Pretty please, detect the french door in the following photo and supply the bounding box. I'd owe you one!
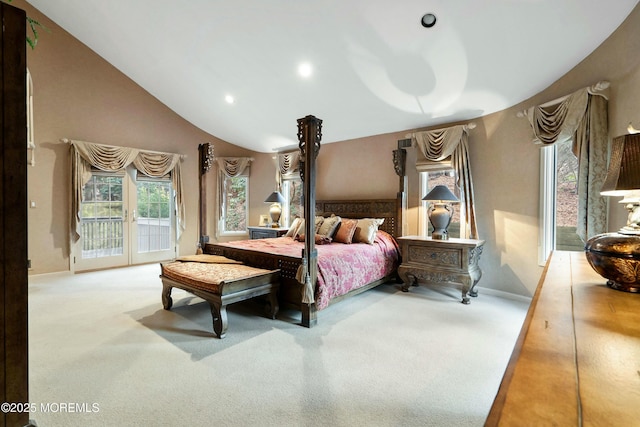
[73,169,176,272]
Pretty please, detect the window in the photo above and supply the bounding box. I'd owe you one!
[221,175,248,234]
[539,139,583,265]
[419,167,461,238]
[136,177,172,253]
[80,174,124,258]
[281,178,303,226]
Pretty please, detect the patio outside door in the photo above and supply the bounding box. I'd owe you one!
[74,170,175,272]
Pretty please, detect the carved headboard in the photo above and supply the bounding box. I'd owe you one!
[315,199,399,239]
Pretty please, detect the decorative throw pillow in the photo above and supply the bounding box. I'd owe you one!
[285,217,302,238]
[295,233,332,245]
[333,218,358,244]
[317,215,341,238]
[353,218,385,244]
[315,234,332,245]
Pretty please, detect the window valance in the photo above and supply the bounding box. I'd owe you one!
[215,157,253,177]
[67,139,185,243]
[408,123,478,239]
[523,81,609,241]
[276,151,300,189]
[524,81,609,147]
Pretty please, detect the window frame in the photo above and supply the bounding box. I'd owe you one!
[539,144,557,266]
[281,176,302,227]
[418,159,463,239]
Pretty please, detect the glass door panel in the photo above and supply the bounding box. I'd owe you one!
[74,174,129,271]
[131,178,175,264]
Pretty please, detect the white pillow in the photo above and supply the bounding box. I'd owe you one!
[285,217,302,238]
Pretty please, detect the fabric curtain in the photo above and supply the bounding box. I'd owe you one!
[276,151,300,190]
[69,139,185,243]
[215,157,252,178]
[215,157,252,235]
[410,124,478,239]
[525,83,609,241]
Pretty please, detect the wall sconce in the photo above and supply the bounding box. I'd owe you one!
[422,185,459,240]
[585,133,640,292]
[264,191,285,228]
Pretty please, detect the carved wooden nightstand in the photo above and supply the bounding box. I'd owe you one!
[397,236,485,304]
[247,226,288,240]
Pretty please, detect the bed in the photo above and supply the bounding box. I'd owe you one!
[204,198,402,327]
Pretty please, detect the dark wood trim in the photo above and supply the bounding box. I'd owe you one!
[198,143,213,248]
[1,4,29,427]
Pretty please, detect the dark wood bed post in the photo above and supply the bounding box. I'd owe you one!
[198,143,214,252]
[393,138,411,238]
[297,115,322,328]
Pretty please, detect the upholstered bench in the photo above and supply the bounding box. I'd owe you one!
[160,255,280,338]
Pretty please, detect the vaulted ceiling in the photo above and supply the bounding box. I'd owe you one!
[28,0,640,152]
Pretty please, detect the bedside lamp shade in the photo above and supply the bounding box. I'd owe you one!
[585,133,640,293]
[423,185,459,240]
[264,191,285,228]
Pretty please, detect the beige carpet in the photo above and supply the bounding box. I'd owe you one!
[28,263,529,427]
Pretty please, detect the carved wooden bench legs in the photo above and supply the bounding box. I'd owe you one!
[160,274,279,339]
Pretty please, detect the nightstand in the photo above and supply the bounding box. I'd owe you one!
[397,235,485,304]
[247,226,289,240]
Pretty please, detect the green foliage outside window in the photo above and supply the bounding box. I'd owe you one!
[81,175,123,219]
[224,176,247,232]
[137,180,171,219]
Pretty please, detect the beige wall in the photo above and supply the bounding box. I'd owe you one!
[22,0,640,298]
[20,0,254,273]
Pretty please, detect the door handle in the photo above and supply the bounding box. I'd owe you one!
[132,209,137,222]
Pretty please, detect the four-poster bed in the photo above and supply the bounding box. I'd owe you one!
[204,198,401,327]
[162,115,403,333]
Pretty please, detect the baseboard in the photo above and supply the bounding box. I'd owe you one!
[28,270,73,280]
[476,286,532,303]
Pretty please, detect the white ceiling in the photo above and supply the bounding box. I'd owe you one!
[28,0,639,153]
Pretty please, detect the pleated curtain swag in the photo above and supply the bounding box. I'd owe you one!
[524,81,609,241]
[68,139,185,243]
[276,151,300,191]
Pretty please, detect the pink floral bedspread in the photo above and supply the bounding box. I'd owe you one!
[218,231,400,310]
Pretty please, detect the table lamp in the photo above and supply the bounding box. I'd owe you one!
[423,185,459,240]
[264,191,285,228]
[585,133,640,292]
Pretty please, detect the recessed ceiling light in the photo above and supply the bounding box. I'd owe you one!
[298,62,313,78]
[421,13,436,28]
[225,94,235,104]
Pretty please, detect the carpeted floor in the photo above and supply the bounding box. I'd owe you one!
[27,263,529,427]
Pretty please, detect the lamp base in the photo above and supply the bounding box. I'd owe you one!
[269,203,282,228]
[428,203,453,241]
[585,232,640,293]
[431,231,449,240]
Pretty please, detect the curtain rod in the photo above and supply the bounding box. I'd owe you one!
[61,138,187,159]
[516,80,609,118]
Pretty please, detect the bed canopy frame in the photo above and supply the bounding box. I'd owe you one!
[202,115,405,327]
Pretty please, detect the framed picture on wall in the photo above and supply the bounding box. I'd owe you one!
[259,215,269,227]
